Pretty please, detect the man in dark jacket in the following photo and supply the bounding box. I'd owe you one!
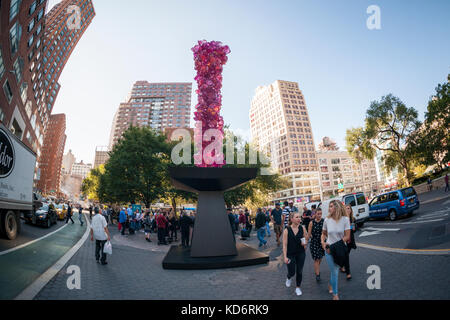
[255,208,268,247]
[65,203,74,224]
[179,211,193,247]
[227,208,236,240]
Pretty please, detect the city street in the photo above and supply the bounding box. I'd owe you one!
[1,193,448,300]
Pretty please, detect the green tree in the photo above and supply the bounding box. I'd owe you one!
[346,94,421,186]
[81,165,105,201]
[99,126,171,208]
[409,74,450,171]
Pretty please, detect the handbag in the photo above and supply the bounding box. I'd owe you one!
[103,241,112,255]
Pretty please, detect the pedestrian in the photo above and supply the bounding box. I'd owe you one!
[135,209,142,232]
[255,208,268,248]
[143,212,152,242]
[271,203,283,247]
[342,204,356,280]
[245,208,251,225]
[321,200,351,300]
[283,212,307,296]
[282,201,291,230]
[156,211,168,245]
[89,205,93,220]
[129,208,136,235]
[264,208,271,237]
[288,201,298,213]
[90,206,111,265]
[302,205,312,230]
[238,210,247,231]
[180,210,193,247]
[65,203,74,224]
[78,205,84,226]
[307,207,325,282]
[168,211,178,241]
[227,208,236,236]
[119,207,127,235]
[427,177,433,191]
[311,204,317,220]
[445,174,449,192]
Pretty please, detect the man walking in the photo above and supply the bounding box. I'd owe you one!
[78,205,84,226]
[264,208,271,237]
[65,203,74,224]
[445,174,449,192]
[271,203,283,247]
[90,207,111,265]
[156,211,168,245]
[119,208,127,235]
[255,208,268,248]
[89,205,93,220]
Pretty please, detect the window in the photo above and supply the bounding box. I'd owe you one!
[388,192,399,201]
[0,49,5,78]
[28,19,35,32]
[401,188,416,198]
[29,1,37,15]
[379,194,388,203]
[10,0,21,22]
[9,21,22,55]
[3,80,14,103]
[37,8,44,21]
[356,194,367,205]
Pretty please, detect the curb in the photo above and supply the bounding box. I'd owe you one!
[14,214,90,300]
[420,193,450,205]
[356,242,450,255]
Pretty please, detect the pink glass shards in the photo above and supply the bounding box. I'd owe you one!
[192,40,230,168]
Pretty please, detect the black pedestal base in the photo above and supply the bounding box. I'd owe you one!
[162,243,270,270]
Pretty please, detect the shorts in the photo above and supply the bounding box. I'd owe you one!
[274,224,282,235]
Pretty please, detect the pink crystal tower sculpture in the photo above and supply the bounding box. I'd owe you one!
[192,40,230,167]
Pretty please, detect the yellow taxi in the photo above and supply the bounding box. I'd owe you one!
[56,204,68,220]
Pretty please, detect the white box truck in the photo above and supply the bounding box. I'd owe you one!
[0,124,36,240]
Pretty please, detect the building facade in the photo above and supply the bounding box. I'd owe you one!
[36,113,66,195]
[61,148,75,174]
[71,160,91,179]
[250,80,321,203]
[1,0,49,156]
[93,145,109,168]
[109,81,192,149]
[317,150,379,199]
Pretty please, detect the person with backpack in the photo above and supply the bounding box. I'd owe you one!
[255,208,268,248]
[283,211,307,296]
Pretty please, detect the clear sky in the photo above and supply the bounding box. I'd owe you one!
[47,0,450,164]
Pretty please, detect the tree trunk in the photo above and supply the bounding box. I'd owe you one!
[402,160,411,187]
[171,197,177,217]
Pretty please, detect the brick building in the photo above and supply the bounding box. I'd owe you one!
[37,113,66,195]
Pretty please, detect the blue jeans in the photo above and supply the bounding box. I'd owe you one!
[265,221,271,236]
[78,212,83,225]
[257,228,267,246]
[325,252,339,295]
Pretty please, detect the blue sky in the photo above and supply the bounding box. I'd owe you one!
[47,0,450,164]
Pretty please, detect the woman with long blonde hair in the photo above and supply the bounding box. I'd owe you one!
[321,200,351,300]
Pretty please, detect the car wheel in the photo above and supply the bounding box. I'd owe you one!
[389,209,397,221]
[3,211,18,240]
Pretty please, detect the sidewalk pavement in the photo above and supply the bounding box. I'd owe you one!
[33,224,450,300]
[417,188,450,204]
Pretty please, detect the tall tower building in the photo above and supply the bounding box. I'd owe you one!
[109,81,192,149]
[93,146,109,168]
[61,149,76,174]
[250,80,320,203]
[37,113,66,195]
[41,0,95,113]
[1,0,49,156]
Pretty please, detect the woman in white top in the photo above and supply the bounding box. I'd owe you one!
[320,200,351,300]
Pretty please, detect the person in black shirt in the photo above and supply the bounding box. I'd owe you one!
[65,203,74,224]
[302,206,312,230]
[179,210,193,247]
[271,203,283,246]
[283,212,307,296]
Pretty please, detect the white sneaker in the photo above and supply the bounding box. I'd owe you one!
[295,288,302,296]
[285,278,292,287]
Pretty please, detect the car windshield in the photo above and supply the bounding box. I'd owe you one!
[401,188,416,198]
[39,205,49,211]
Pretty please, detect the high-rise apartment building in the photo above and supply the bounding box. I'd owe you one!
[41,0,95,113]
[109,81,192,149]
[250,80,321,203]
[93,146,109,168]
[37,113,66,195]
[1,0,49,156]
[61,148,75,174]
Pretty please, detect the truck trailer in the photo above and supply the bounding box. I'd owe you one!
[0,124,36,240]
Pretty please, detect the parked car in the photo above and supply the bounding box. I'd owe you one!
[56,204,68,220]
[318,192,370,228]
[369,187,420,221]
[29,204,58,228]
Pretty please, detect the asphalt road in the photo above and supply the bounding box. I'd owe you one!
[357,197,450,250]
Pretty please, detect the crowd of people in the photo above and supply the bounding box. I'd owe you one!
[226,200,357,300]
